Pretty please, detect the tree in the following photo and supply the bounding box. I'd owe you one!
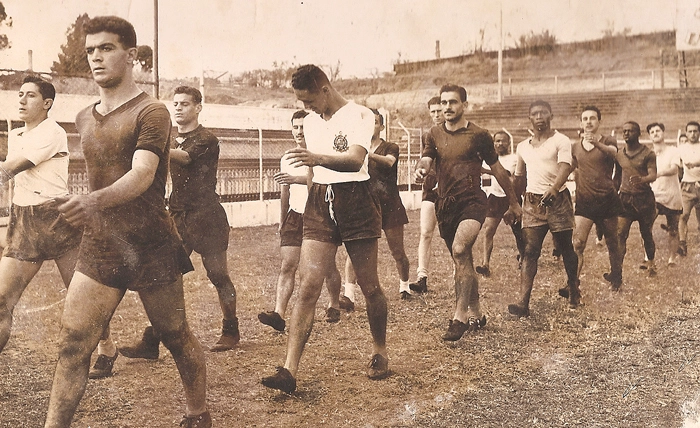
[0,2,12,51]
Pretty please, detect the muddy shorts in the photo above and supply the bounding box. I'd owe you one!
[435,191,487,251]
[378,193,409,231]
[3,202,83,262]
[522,189,575,232]
[681,181,700,213]
[486,194,510,219]
[280,209,303,247]
[657,203,681,233]
[421,172,438,203]
[619,190,657,225]
[574,191,622,222]
[303,181,382,246]
[172,203,230,255]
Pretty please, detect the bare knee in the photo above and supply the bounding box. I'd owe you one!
[56,325,93,362]
[158,321,190,351]
[572,238,586,254]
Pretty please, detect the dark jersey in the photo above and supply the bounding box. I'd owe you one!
[169,125,221,211]
[617,144,656,195]
[368,139,400,202]
[572,135,618,201]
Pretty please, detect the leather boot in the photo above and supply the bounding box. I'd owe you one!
[119,326,160,360]
[210,318,240,352]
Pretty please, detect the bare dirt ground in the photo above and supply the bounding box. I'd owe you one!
[2,209,700,427]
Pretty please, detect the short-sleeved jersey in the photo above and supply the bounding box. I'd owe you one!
[280,153,309,214]
[169,125,220,211]
[572,135,618,201]
[303,101,374,184]
[422,122,497,199]
[651,145,682,210]
[486,153,517,198]
[368,139,401,201]
[678,142,700,183]
[75,92,176,247]
[515,131,572,194]
[8,118,70,206]
[616,144,656,194]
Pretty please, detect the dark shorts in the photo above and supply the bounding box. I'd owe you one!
[619,190,657,224]
[303,181,382,246]
[378,194,409,230]
[3,202,83,262]
[574,191,623,222]
[486,194,509,219]
[172,203,230,255]
[421,172,438,203]
[76,231,194,291]
[522,189,575,232]
[435,191,487,251]
[657,203,682,233]
[280,209,303,247]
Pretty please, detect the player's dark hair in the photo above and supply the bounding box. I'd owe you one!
[493,130,511,142]
[291,110,309,122]
[625,121,641,134]
[439,84,467,102]
[427,96,441,108]
[680,133,688,140]
[370,108,384,126]
[529,100,552,114]
[84,16,137,48]
[174,86,202,104]
[646,122,665,133]
[291,64,330,93]
[22,75,56,101]
[687,121,700,131]
[582,105,601,120]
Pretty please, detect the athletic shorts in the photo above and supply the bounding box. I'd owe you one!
[303,181,382,246]
[421,172,438,203]
[657,203,681,233]
[522,189,575,232]
[435,191,487,251]
[172,203,230,255]
[280,209,303,247]
[486,194,509,219]
[619,190,657,224]
[378,193,409,230]
[3,202,83,262]
[681,182,700,210]
[76,231,194,291]
[574,191,622,222]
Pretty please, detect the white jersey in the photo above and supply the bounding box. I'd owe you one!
[515,131,572,195]
[303,101,374,184]
[8,118,70,206]
[652,145,682,210]
[486,153,518,198]
[280,154,309,214]
[679,142,700,183]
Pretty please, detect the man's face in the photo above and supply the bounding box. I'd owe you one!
[581,110,600,134]
[686,125,700,143]
[528,105,552,132]
[172,93,201,127]
[85,31,136,88]
[648,125,664,144]
[622,123,640,143]
[429,103,444,125]
[493,133,510,156]
[291,117,305,148]
[440,91,465,123]
[372,113,384,139]
[294,88,328,116]
[18,82,51,124]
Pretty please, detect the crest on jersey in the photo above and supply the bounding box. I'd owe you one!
[333,132,349,152]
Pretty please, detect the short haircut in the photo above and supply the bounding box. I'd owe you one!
[646,122,665,133]
[687,121,700,131]
[582,105,601,120]
[625,121,641,134]
[370,108,384,126]
[22,75,56,101]
[84,16,137,49]
[291,64,330,93]
[529,100,552,114]
[680,133,688,140]
[493,130,511,142]
[439,84,467,102]
[173,86,202,104]
[291,110,309,122]
[427,96,441,108]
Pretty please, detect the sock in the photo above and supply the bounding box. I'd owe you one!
[97,339,117,357]
[399,280,410,293]
[344,283,357,302]
[416,267,428,279]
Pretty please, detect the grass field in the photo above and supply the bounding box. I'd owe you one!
[2,209,700,427]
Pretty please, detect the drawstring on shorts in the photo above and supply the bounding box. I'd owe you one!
[325,185,337,224]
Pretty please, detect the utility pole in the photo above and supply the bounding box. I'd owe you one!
[153,0,160,99]
[497,2,503,103]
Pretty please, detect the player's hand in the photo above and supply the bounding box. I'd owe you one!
[540,188,558,207]
[414,167,427,183]
[285,147,319,168]
[503,204,523,226]
[273,172,294,185]
[56,194,98,227]
[628,175,643,186]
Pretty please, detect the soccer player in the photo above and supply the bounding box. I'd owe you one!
[616,121,658,277]
[476,130,525,277]
[46,16,209,428]
[119,85,240,357]
[258,110,343,330]
[408,96,443,295]
[649,122,682,265]
[678,121,700,256]
[344,108,410,299]
[570,106,623,291]
[261,64,389,394]
[414,84,521,341]
[507,100,580,318]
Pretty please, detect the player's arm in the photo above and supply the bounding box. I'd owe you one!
[631,154,657,185]
[414,156,434,182]
[542,162,572,203]
[273,172,307,185]
[369,152,396,169]
[285,145,367,172]
[279,184,290,231]
[169,148,191,165]
[592,137,618,158]
[0,157,35,185]
[57,149,159,226]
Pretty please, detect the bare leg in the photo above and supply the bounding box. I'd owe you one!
[552,229,578,284]
[480,216,500,269]
[416,201,437,279]
[325,259,342,310]
[617,216,634,266]
[0,257,42,352]
[572,216,594,278]
[201,250,237,320]
[450,220,482,321]
[384,225,409,282]
[600,216,622,279]
[274,246,301,317]
[514,225,548,309]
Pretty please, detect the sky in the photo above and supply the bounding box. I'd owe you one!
[0,0,679,80]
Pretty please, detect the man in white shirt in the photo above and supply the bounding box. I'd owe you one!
[678,121,700,256]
